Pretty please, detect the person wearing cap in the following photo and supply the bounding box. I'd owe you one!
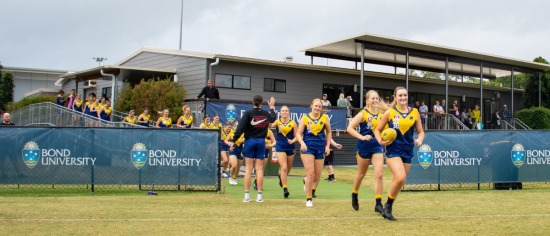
[321,94,331,107]
[501,104,511,129]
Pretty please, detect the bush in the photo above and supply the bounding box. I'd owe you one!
[5,95,57,112]
[115,78,187,122]
[515,107,550,129]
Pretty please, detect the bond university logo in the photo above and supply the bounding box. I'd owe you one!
[131,143,147,169]
[418,144,433,169]
[22,141,40,169]
[511,144,526,168]
[226,104,236,123]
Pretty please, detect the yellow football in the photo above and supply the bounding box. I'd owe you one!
[381,128,397,142]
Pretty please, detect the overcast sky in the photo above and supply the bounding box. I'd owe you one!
[1,0,549,71]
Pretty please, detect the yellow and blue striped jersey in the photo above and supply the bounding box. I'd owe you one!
[179,115,193,128]
[158,117,172,128]
[301,113,328,149]
[275,119,296,142]
[200,122,217,129]
[124,116,137,124]
[387,106,419,149]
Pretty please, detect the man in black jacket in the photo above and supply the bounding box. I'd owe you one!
[195,80,220,100]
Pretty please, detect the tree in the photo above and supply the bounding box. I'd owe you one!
[0,70,15,110]
[115,78,187,122]
[522,57,550,108]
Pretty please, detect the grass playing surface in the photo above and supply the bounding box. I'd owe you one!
[1,167,549,235]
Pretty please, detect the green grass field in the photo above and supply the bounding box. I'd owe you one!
[1,167,549,235]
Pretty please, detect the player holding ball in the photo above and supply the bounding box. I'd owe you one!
[374,86,424,221]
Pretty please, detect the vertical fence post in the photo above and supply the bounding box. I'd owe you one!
[138,169,142,191]
[90,164,95,192]
[437,165,441,191]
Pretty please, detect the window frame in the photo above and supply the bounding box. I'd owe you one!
[214,73,251,90]
[264,78,286,93]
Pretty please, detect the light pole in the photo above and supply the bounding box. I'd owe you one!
[93,57,108,67]
[179,0,183,50]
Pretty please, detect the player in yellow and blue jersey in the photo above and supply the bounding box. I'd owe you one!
[199,115,217,129]
[212,114,223,130]
[155,109,172,128]
[347,90,392,214]
[123,110,137,125]
[137,108,151,127]
[271,105,298,198]
[297,98,332,207]
[374,86,424,221]
[225,128,244,185]
[98,99,112,123]
[220,122,233,178]
[176,105,193,128]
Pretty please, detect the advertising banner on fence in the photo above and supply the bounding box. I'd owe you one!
[0,127,219,187]
[407,131,550,184]
[205,101,348,130]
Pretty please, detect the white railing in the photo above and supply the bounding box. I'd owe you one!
[510,118,532,130]
[10,102,144,128]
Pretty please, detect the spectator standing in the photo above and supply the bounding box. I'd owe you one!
[321,94,332,107]
[433,100,444,129]
[419,101,428,130]
[337,93,346,108]
[345,96,353,118]
[195,80,220,100]
[471,105,481,129]
[501,104,511,128]
[490,109,501,129]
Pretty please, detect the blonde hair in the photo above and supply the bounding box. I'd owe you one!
[311,98,322,107]
[182,105,190,113]
[365,90,390,112]
[339,93,345,99]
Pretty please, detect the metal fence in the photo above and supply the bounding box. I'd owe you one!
[10,102,145,128]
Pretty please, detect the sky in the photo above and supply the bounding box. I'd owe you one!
[1,0,549,72]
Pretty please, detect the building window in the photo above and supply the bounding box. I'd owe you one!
[102,87,112,99]
[214,74,251,90]
[264,78,286,93]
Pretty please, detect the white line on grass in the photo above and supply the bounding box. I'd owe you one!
[2,214,550,222]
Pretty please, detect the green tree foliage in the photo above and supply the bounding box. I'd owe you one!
[115,78,187,122]
[5,95,56,112]
[522,57,549,108]
[0,71,15,110]
[516,107,550,129]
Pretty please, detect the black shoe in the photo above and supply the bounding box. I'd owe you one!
[374,204,384,214]
[382,203,396,221]
[351,193,359,211]
[312,189,317,198]
[278,174,282,188]
[283,189,289,199]
[253,179,258,190]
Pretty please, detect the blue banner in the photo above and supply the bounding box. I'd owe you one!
[407,131,550,184]
[205,101,348,130]
[0,127,219,187]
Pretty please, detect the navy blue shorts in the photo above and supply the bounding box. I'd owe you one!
[242,138,266,159]
[357,146,384,160]
[386,147,414,164]
[276,149,296,156]
[221,142,230,152]
[301,146,325,160]
[229,146,243,160]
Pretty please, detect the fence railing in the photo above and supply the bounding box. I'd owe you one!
[10,102,144,128]
[510,118,532,130]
